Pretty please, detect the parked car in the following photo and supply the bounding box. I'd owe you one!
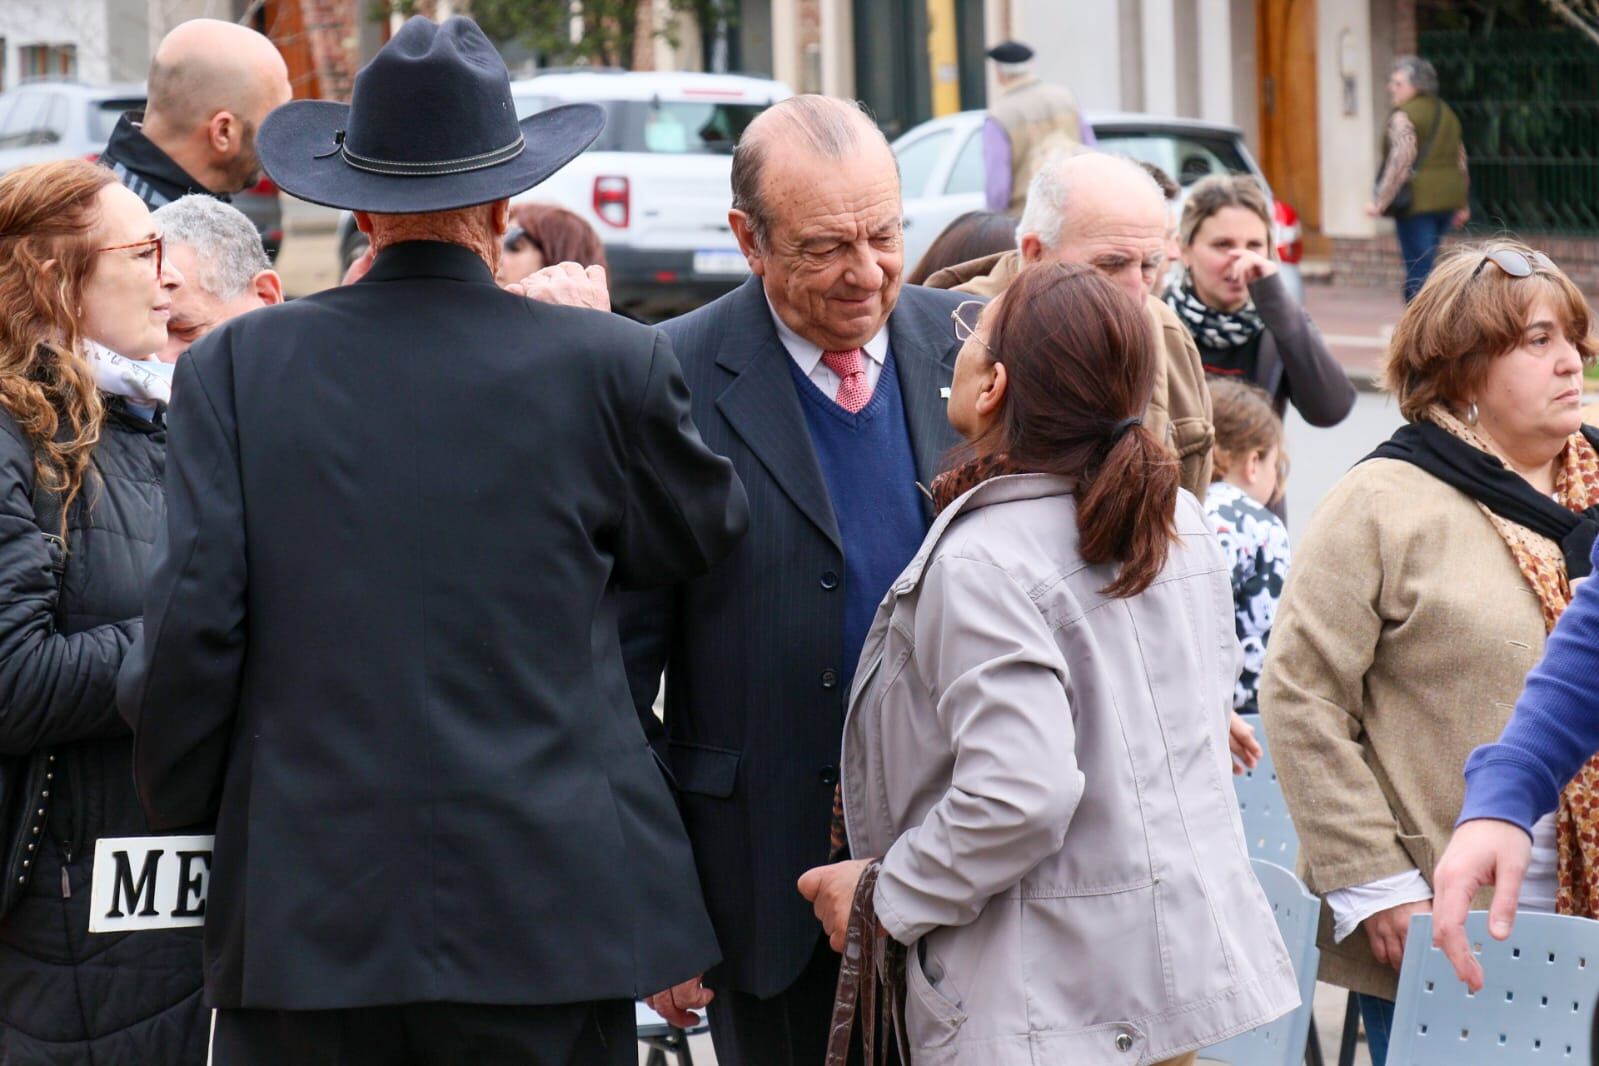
[0,80,283,260]
[894,110,1301,299]
[337,70,791,317]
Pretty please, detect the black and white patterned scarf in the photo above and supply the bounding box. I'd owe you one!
[1164,275,1265,351]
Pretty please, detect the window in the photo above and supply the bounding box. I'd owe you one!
[894,129,951,199]
[1093,131,1251,186]
[944,129,986,196]
[0,90,51,148]
[613,100,768,155]
[90,97,144,143]
[19,44,76,82]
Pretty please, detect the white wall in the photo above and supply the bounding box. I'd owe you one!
[1011,0,1126,113]
[1316,0,1380,239]
[0,0,112,90]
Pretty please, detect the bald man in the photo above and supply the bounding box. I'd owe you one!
[926,150,1216,494]
[102,19,292,208]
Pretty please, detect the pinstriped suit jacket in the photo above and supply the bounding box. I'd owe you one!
[621,275,967,998]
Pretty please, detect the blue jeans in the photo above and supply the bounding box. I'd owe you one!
[1357,993,1396,1065]
[1394,209,1455,302]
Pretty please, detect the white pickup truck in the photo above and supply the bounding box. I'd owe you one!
[337,69,791,318]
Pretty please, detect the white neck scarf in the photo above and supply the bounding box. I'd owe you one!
[83,340,173,406]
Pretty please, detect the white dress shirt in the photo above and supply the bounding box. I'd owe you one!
[765,294,889,397]
[1326,810,1560,942]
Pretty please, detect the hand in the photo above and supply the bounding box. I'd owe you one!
[1362,897,1433,973]
[504,261,610,313]
[645,974,715,1029]
[1365,202,1382,219]
[1228,712,1262,775]
[341,245,375,286]
[1225,248,1278,286]
[1432,818,1531,992]
[1452,207,1471,230]
[797,858,872,953]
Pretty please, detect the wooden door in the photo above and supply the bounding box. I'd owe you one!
[1256,0,1324,252]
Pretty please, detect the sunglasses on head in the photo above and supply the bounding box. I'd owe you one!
[1471,248,1557,281]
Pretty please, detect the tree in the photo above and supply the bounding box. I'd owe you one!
[460,0,735,69]
[1541,0,1599,46]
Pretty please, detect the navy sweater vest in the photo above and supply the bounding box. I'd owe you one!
[789,349,928,694]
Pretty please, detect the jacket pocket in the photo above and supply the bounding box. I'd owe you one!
[1020,881,1165,1032]
[667,742,740,799]
[1397,832,1437,885]
[905,938,965,1048]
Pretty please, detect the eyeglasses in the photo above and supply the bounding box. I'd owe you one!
[96,233,164,278]
[1471,248,1556,282]
[951,300,992,355]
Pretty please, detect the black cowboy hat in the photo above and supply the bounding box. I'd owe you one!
[257,16,604,213]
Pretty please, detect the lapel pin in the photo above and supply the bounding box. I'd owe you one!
[939,386,951,399]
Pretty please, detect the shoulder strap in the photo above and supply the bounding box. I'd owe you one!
[29,472,68,617]
[1413,97,1446,171]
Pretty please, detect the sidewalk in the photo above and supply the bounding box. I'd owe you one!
[1301,281,1402,390]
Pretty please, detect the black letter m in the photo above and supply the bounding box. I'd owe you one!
[107,850,163,918]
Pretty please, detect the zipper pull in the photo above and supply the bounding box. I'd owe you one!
[60,845,71,898]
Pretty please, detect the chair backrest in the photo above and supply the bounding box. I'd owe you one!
[1231,714,1299,868]
[1389,912,1599,1063]
[1202,859,1322,1066]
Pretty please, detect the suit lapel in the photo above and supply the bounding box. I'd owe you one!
[888,287,960,487]
[714,279,842,550]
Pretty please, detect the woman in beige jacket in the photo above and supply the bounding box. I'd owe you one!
[1259,241,1597,1065]
[798,263,1298,1065]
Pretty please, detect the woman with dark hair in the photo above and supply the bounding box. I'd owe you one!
[906,210,1017,287]
[798,263,1298,1065]
[0,159,205,1062]
[496,201,609,284]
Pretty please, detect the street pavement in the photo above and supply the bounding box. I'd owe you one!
[272,219,1394,1065]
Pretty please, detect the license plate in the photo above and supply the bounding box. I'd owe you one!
[692,250,748,276]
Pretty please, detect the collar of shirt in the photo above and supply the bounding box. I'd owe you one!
[764,291,889,375]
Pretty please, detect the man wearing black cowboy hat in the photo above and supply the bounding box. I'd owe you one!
[121,16,747,1064]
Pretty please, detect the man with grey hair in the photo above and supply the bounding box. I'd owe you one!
[151,194,283,363]
[1369,54,1470,301]
[926,150,1215,494]
[623,92,966,1065]
[982,40,1094,216]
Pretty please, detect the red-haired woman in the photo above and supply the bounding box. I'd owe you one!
[0,159,204,1062]
[495,201,608,284]
[799,263,1298,1064]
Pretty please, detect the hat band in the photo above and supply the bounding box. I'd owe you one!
[339,133,526,177]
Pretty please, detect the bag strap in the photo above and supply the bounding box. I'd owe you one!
[826,862,908,1066]
[1411,96,1445,174]
[30,471,68,620]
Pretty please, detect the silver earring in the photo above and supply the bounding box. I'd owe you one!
[1466,402,1479,426]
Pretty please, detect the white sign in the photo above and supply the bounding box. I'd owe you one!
[88,835,215,933]
[692,249,749,276]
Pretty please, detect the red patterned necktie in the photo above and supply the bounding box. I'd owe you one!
[820,348,872,414]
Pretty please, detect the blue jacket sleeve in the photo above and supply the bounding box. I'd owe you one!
[1458,540,1599,832]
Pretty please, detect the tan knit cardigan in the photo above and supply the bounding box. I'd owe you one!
[1259,457,1548,999]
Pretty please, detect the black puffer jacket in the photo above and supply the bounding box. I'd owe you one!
[0,401,206,1065]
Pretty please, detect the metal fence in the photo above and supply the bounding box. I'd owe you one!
[1420,29,1599,235]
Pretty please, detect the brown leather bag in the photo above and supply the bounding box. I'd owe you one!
[825,862,908,1065]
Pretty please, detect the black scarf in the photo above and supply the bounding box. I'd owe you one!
[1366,420,1599,578]
[1164,275,1265,351]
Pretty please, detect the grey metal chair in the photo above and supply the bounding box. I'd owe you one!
[1202,859,1322,1066]
[1388,911,1599,1063]
[636,1000,707,1066]
[1233,714,1299,869]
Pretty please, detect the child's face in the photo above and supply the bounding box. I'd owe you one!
[1227,443,1281,507]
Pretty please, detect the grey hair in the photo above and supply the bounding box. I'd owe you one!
[152,194,270,300]
[995,60,1034,78]
[1017,150,1163,250]
[1391,55,1439,95]
[730,94,890,250]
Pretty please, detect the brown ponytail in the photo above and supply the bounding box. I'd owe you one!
[983,263,1180,597]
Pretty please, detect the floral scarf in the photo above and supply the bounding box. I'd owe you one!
[1428,405,1599,916]
[1163,274,1265,351]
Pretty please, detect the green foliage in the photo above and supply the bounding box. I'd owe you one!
[465,0,738,69]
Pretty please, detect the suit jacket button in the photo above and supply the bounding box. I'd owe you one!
[1115,1033,1134,1052]
[820,571,839,590]
[819,765,839,786]
[820,668,838,689]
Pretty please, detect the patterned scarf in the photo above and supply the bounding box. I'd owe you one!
[827,452,1022,859]
[1428,405,1599,917]
[1164,274,1265,351]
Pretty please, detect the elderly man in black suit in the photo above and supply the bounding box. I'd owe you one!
[625,95,967,1064]
[120,17,746,1066]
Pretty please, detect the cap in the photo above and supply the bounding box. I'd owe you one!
[985,41,1034,64]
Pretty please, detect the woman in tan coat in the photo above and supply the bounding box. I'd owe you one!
[1260,241,1597,1065]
